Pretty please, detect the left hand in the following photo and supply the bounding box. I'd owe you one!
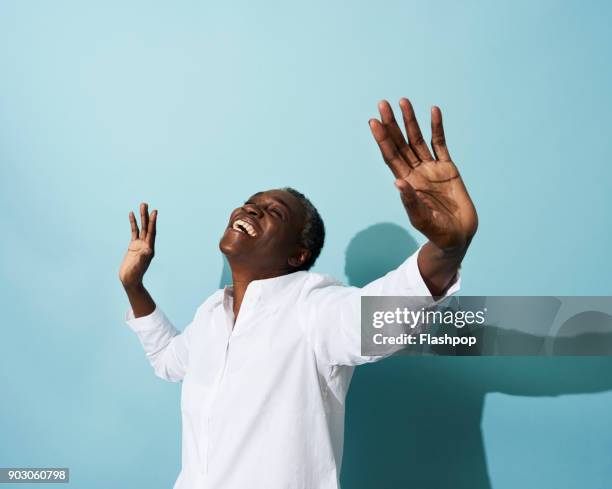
[369,98,478,251]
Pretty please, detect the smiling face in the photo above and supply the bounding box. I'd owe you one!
[219,189,310,276]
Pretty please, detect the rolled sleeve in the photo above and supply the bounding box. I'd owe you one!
[398,244,461,301]
[125,306,172,333]
[124,306,188,382]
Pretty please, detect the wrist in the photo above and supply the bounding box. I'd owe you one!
[427,238,470,259]
[122,281,146,293]
[441,242,469,258]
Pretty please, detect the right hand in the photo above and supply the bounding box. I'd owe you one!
[119,203,157,289]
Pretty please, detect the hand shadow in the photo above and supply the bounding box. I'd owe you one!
[340,222,612,489]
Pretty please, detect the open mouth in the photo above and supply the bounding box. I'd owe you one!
[232,218,258,238]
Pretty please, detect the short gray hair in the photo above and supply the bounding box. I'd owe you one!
[281,187,325,271]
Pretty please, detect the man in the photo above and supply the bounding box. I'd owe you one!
[119,98,478,489]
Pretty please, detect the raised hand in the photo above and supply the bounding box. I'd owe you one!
[369,99,478,252]
[119,203,158,289]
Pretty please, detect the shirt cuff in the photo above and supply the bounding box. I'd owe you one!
[403,245,461,301]
[125,306,169,333]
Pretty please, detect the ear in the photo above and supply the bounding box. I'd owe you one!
[288,248,311,269]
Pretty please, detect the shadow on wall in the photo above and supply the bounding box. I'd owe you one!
[219,256,232,289]
[340,222,612,489]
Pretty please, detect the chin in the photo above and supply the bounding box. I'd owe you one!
[219,234,235,257]
[219,230,250,258]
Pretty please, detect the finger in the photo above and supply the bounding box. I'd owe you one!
[369,119,412,178]
[129,211,139,241]
[399,98,434,161]
[395,178,431,229]
[146,209,157,248]
[378,100,419,167]
[431,106,451,161]
[139,203,148,240]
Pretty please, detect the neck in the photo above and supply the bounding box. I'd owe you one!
[229,265,292,319]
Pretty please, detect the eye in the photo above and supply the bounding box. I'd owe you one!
[270,208,282,218]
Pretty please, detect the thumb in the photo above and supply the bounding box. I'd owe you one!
[395,178,418,208]
[395,178,430,225]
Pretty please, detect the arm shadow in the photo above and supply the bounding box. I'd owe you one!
[340,222,612,489]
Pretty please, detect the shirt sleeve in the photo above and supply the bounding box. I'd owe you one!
[125,306,195,382]
[299,245,461,367]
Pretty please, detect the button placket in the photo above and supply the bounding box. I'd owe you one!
[200,306,233,476]
[203,286,262,475]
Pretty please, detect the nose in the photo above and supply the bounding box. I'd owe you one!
[243,203,263,218]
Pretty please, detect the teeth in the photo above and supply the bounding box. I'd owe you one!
[232,219,257,237]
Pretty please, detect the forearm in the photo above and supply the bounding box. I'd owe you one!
[417,241,467,297]
[123,283,156,318]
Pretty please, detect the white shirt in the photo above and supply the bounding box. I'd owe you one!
[126,247,460,489]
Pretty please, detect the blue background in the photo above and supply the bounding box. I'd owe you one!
[1,1,611,488]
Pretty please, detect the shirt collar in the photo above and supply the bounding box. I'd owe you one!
[222,270,308,307]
